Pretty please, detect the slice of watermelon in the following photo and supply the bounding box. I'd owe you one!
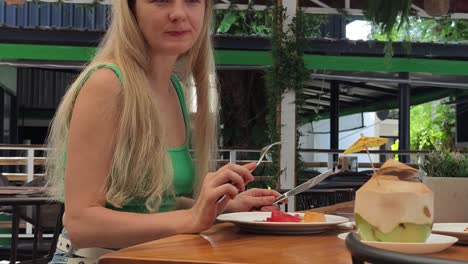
[265,209,301,222]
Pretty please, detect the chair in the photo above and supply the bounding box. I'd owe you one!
[0,176,64,264]
[0,201,64,264]
[345,232,468,264]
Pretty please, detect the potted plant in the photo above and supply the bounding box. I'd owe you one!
[421,149,468,222]
[424,0,450,17]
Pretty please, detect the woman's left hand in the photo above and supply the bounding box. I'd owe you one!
[225,188,283,212]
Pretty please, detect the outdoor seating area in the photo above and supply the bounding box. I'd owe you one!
[0,0,468,263]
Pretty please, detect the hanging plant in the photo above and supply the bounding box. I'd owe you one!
[264,3,286,189]
[264,3,308,189]
[364,0,413,57]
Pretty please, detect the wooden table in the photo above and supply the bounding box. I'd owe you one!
[98,202,468,264]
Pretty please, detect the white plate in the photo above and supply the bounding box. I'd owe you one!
[216,212,349,235]
[432,223,468,244]
[337,232,458,254]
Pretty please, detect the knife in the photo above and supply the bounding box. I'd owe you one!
[273,169,336,205]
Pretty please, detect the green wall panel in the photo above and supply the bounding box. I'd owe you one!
[1,44,467,76]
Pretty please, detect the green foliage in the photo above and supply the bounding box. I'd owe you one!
[213,3,326,37]
[391,139,399,160]
[365,0,412,38]
[410,100,455,151]
[263,4,287,188]
[372,17,468,43]
[214,3,322,188]
[364,0,412,57]
[213,3,275,36]
[263,5,310,188]
[422,149,468,177]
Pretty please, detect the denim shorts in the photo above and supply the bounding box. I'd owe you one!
[49,228,70,264]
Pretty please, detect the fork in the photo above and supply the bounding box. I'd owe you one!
[216,141,284,204]
[251,141,284,172]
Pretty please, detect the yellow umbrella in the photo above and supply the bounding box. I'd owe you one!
[344,134,388,173]
[344,134,388,155]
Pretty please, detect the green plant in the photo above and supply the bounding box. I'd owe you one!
[372,17,468,43]
[263,5,309,189]
[364,0,412,57]
[213,2,275,36]
[422,149,468,178]
[215,2,323,188]
[212,2,326,37]
[410,99,455,151]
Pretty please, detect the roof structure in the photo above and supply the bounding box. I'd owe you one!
[6,0,468,19]
[1,0,468,120]
[214,0,468,19]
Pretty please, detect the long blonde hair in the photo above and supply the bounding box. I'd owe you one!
[45,0,218,212]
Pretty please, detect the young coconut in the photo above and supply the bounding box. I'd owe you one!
[354,159,434,242]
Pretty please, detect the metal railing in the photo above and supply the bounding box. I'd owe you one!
[0,144,48,184]
[1,144,467,184]
[0,145,268,184]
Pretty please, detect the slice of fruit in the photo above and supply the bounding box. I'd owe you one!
[302,212,326,222]
[265,209,301,222]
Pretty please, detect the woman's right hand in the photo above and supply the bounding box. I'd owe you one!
[188,163,255,232]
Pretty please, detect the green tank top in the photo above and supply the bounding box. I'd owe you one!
[68,63,195,213]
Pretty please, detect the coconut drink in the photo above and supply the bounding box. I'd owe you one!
[354,159,434,242]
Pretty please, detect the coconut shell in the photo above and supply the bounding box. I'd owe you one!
[375,159,421,182]
[355,159,434,234]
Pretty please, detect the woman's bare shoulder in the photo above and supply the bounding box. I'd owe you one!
[70,67,123,128]
[80,66,123,100]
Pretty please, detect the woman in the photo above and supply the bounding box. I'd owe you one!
[46,1,281,263]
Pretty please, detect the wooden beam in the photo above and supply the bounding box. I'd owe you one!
[0,157,46,166]
[3,173,46,182]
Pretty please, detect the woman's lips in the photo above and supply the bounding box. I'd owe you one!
[165,30,190,37]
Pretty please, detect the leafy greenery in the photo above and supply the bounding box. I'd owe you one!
[422,149,468,177]
[364,0,412,57]
[372,17,468,43]
[215,3,324,189]
[263,4,286,189]
[410,99,455,151]
[263,5,309,188]
[213,3,275,36]
[213,3,326,38]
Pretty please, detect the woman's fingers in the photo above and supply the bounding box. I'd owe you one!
[209,170,246,192]
[259,205,279,212]
[213,183,239,202]
[222,163,255,184]
[245,188,281,198]
[242,162,257,172]
[207,163,256,191]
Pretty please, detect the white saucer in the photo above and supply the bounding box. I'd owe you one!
[337,232,458,254]
[432,223,468,244]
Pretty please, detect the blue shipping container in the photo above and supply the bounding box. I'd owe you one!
[0,0,109,31]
